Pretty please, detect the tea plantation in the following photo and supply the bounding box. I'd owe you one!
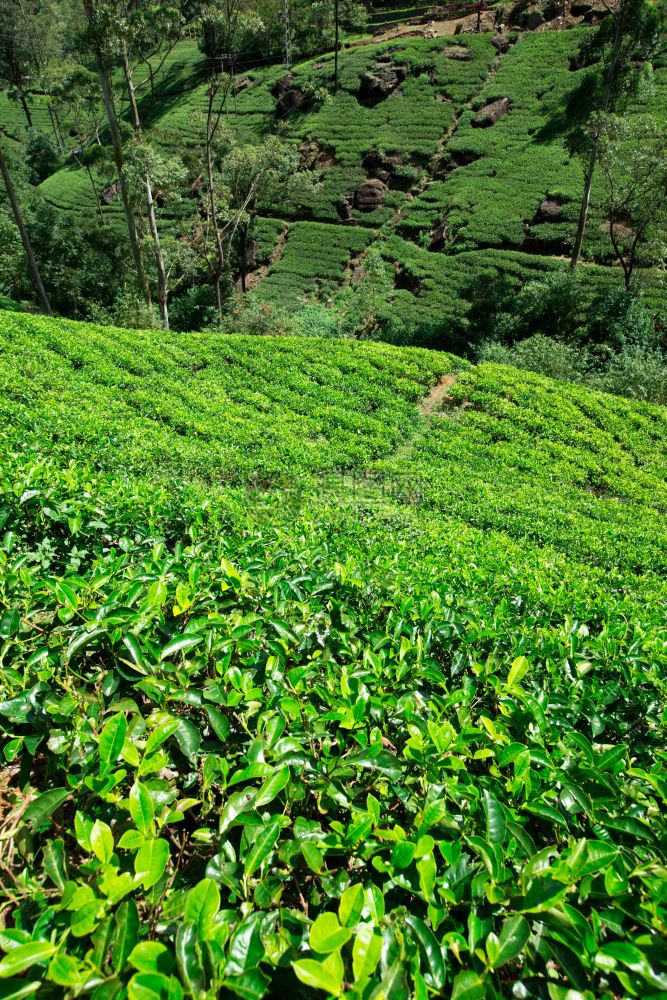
[1,309,666,999]
[31,21,667,335]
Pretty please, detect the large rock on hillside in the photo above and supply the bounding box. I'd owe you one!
[572,0,612,17]
[538,198,564,222]
[492,34,510,53]
[543,0,567,18]
[570,0,593,14]
[337,198,354,222]
[443,46,472,61]
[358,66,406,105]
[472,98,511,128]
[354,178,388,212]
[362,149,402,183]
[273,74,312,117]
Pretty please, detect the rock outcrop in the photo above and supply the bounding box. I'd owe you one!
[537,198,564,222]
[358,66,406,106]
[443,46,472,61]
[472,98,511,128]
[362,149,403,184]
[273,74,312,117]
[354,178,388,212]
[492,34,510,54]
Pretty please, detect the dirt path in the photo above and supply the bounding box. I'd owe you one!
[243,224,289,292]
[419,373,457,415]
[352,11,496,48]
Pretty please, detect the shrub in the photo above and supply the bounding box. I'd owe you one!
[26,128,62,184]
[478,333,586,382]
[592,343,667,405]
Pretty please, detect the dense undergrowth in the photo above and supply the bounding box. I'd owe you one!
[1,311,666,999]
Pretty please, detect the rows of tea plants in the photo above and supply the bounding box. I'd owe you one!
[400,29,610,258]
[253,223,376,310]
[1,314,666,1000]
[31,25,667,330]
[0,309,452,484]
[379,361,667,574]
[361,237,627,350]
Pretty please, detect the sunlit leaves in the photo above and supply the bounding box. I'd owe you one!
[134,839,170,890]
[1,312,666,1000]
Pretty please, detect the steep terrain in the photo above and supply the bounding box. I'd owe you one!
[19,17,666,338]
[1,310,666,998]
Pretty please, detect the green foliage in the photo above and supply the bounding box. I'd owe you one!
[593,112,667,286]
[12,15,665,338]
[0,311,666,998]
[25,129,62,185]
[479,334,667,405]
[0,309,451,483]
[256,221,375,310]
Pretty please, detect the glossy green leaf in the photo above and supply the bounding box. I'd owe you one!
[144,718,181,757]
[309,912,351,955]
[130,782,155,836]
[405,914,446,990]
[112,900,139,972]
[0,943,56,979]
[23,788,69,829]
[184,878,220,935]
[90,819,114,863]
[160,634,203,661]
[243,819,281,876]
[128,942,174,975]
[352,923,382,982]
[42,838,66,890]
[339,883,364,928]
[254,765,290,808]
[490,915,530,968]
[99,714,127,769]
[292,959,342,996]
[175,923,204,996]
[507,655,529,689]
[483,789,506,845]
[451,970,485,1000]
[225,914,264,976]
[134,838,169,890]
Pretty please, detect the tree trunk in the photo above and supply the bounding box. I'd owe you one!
[19,91,33,129]
[570,145,596,270]
[83,0,151,307]
[206,88,226,322]
[214,274,223,319]
[121,44,142,132]
[121,45,170,329]
[0,145,51,314]
[82,160,105,225]
[145,173,169,329]
[46,103,63,147]
[239,225,249,293]
[571,13,623,270]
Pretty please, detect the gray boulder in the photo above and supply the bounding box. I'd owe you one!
[472,98,511,128]
[354,178,388,211]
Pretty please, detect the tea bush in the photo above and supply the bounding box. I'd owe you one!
[0,309,452,483]
[401,30,612,259]
[1,312,666,999]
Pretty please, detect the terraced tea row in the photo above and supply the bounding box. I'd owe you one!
[0,310,452,483]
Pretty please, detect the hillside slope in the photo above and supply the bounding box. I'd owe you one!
[1,311,666,998]
[29,22,667,336]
